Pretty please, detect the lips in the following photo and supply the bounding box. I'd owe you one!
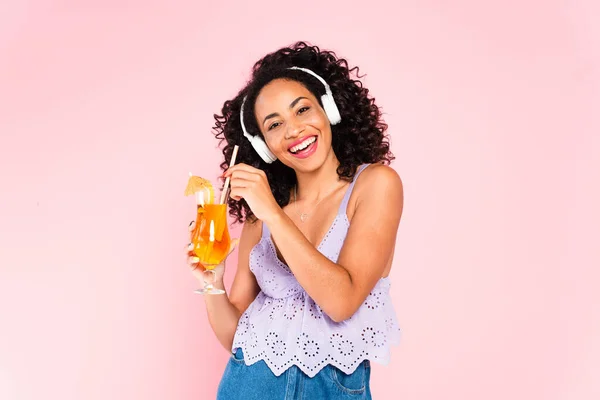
[288,136,318,159]
[288,135,317,153]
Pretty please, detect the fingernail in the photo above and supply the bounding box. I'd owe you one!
[188,221,196,231]
[187,243,194,251]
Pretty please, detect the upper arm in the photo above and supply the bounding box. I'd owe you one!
[228,219,261,315]
[337,164,404,316]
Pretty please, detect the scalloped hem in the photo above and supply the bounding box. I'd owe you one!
[231,339,400,378]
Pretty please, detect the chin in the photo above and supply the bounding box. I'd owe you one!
[292,153,331,174]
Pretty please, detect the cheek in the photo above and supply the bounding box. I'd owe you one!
[264,133,283,151]
[309,111,329,129]
[307,114,329,134]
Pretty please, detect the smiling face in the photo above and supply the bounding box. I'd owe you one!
[253,78,335,171]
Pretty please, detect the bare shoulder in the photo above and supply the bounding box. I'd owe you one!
[346,163,403,222]
[355,164,403,203]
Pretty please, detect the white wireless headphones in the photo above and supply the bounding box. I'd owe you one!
[240,66,342,164]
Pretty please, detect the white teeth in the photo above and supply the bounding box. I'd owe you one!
[290,137,316,153]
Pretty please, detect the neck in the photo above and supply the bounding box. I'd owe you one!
[294,151,345,202]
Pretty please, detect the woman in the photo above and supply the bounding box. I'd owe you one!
[187,41,403,399]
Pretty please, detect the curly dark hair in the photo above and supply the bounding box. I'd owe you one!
[212,41,394,224]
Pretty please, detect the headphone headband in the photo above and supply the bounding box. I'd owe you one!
[288,66,333,96]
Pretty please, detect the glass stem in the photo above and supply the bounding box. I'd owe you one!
[203,269,216,289]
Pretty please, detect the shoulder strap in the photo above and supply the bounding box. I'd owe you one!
[338,163,371,215]
[261,220,271,240]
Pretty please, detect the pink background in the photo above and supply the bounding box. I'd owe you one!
[1,1,599,399]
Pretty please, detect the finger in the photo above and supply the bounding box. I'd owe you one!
[229,177,254,189]
[185,242,194,252]
[187,255,200,267]
[229,187,248,201]
[229,170,262,182]
[188,220,196,231]
[224,163,260,177]
[224,163,249,173]
[188,258,207,272]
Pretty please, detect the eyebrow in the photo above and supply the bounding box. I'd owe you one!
[262,96,309,125]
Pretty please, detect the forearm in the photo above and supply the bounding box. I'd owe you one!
[265,211,354,321]
[203,280,242,352]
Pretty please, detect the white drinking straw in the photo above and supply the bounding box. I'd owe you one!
[219,145,239,205]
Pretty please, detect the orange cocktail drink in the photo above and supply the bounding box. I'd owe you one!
[191,203,231,269]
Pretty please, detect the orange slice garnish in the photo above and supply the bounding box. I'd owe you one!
[184,174,214,205]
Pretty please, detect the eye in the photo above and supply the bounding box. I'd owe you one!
[268,121,281,131]
[297,106,310,115]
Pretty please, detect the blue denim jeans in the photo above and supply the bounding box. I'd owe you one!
[217,348,372,399]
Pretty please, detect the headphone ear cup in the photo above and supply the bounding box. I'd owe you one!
[321,94,341,125]
[249,135,277,164]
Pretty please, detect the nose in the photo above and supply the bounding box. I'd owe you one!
[285,117,305,139]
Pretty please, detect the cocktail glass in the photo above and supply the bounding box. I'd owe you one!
[189,192,231,295]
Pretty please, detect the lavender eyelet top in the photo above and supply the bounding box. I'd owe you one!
[232,164,401,377]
